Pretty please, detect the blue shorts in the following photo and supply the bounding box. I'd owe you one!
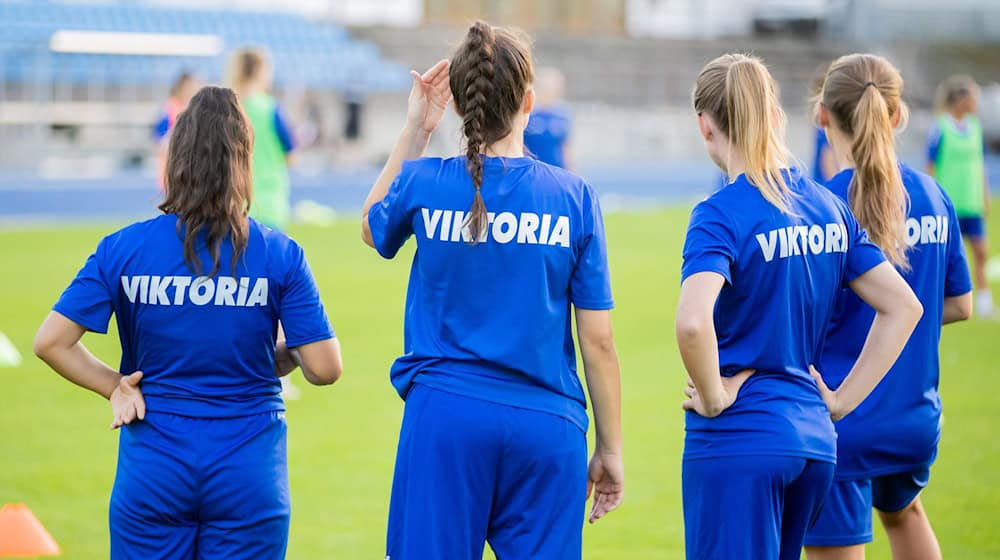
[804,468,930,547]
[958,216,985,240]
[683,455,835,560]
[386,383,588,560]
[109,411,290,560]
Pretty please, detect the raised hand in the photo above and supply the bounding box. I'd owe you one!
[406,59,452,134]
[110,371,146,429]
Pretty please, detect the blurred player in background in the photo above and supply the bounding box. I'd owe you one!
[928,75,992,318]
[361,22,623,559]
[33,86,342,560]
[678,53,921,560]
[805,53,972,560]
[230,48,302,397]
[153,72,199,190]
[523,67,573,169]
[810,63,837,183]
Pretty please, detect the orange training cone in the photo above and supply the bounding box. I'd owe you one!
[0,503,61,557]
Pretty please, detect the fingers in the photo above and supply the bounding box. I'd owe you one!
[684,386,695,398]
[808,365,827,389]
[124,371,143,386]
[681,398,695,411]
[136,394,146,421]
[589,488,623,523]
[687,376,695,388]
[421,59,449,83]
[585,479,593,501]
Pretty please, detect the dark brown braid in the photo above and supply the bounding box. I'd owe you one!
[449,21,533,244]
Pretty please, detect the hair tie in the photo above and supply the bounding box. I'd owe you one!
[863,81,878,90]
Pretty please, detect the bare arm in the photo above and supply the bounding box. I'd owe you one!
[34,311,145,427]
[34,311,120,399]
[942,293,973,324]
[575,308,624,523]
[675,272,754,417]
[361,59,451,248]
[813,262,922,420]
[276,338,342,386]
[576,309,622,454]
[984,164,991,217]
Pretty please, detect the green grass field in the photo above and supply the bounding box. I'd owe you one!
[1,207,998,559]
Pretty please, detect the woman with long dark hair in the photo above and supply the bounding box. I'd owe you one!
[34,86,342,560]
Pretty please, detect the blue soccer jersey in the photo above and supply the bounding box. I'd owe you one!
[53,215,334,418]
[813,127,831,183]
[681,170,886,462]
[367,155,613,432]
[819,164,972,479]
[524,107,571,168]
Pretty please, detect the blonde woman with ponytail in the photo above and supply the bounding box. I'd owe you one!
[677,53,922,559]
[361,21,623,559]
[803,54,973,560]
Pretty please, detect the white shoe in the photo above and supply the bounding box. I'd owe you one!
[975,290,994,319]
[280,376,302,400]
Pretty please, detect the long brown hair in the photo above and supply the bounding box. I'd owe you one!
[159,86,253,277]
[449,21,534,244]
[693,53,794,212]
[822,54,909,269]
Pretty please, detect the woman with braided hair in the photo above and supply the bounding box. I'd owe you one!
[361,21,624,559]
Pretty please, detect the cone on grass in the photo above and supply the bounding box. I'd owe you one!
[0,503,61,557]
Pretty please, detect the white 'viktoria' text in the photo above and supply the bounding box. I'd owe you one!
[120,276,268,307]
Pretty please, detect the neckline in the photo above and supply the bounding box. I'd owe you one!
[478,155,535,168]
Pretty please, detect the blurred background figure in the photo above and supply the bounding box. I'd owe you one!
[928,75,993,318]
[230,48,296,234]
[153,72,199,190]
[230,47,302,399]
[523,67,572,170]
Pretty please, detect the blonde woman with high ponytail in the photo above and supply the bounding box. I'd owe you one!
[361,21,623,559]
[677,53,922,559]
[804,54,973,560]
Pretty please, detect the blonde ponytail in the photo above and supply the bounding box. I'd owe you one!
[694,54,793,212]
[822,54,909,269]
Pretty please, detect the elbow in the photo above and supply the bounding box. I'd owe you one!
[307,358,343,386]
[360,216,375,249]
[955,296,973,322]
[956,305,973,323]
[675,316,709,345]
[583,333,616,358]
[903,294,924,329]
[32,330,55,362]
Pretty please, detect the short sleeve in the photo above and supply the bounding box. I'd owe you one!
[570,185,614,310]
[153,112,170,141]
[273,104,295,154]
[367,166,416,259]
[279,241,334,348]
[681,200,737,284]
[841,209,887,286]
[927,124,942,164]
[53,239,113,334]
[944,202,973,297]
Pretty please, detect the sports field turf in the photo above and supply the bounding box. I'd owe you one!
[1,207,998,559]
